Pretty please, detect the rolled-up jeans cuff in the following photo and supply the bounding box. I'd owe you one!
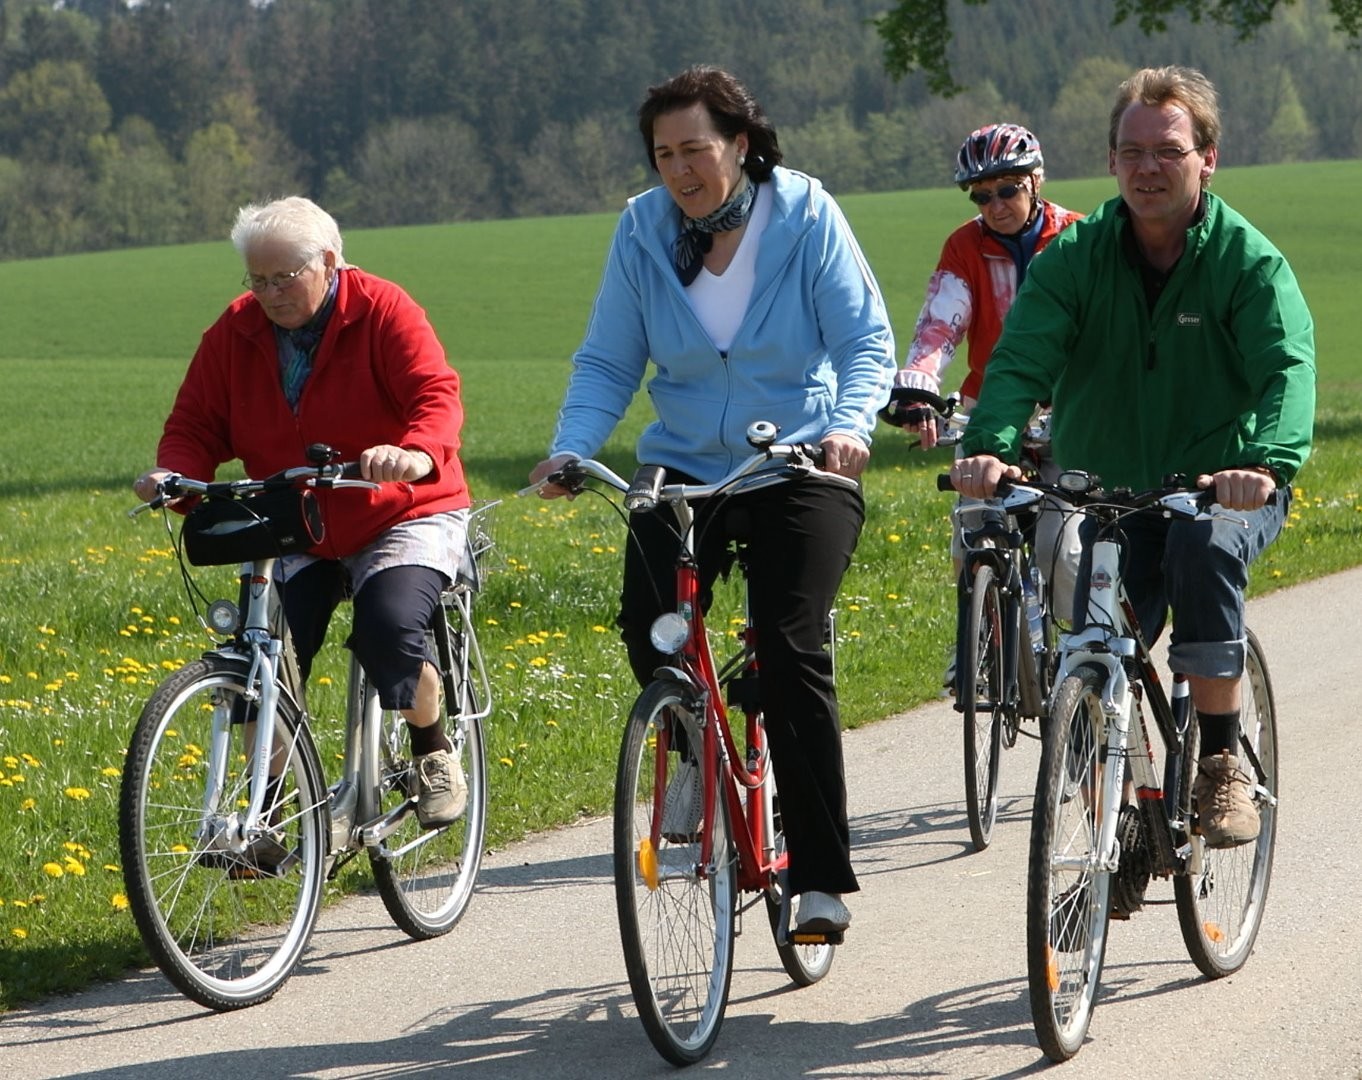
[1168,638,1246,680]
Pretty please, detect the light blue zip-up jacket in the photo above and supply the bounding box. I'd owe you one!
[549,167,896,482]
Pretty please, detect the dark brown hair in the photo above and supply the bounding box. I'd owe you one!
[637,65,782,182]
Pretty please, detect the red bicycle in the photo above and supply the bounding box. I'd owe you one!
[535,422,852,1065]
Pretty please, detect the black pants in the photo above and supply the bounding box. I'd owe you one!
[282,562,446,710]
[619,476,864,896]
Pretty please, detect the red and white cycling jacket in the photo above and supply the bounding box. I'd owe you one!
[898,199,1081,401]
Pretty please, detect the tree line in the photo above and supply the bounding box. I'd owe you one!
[0,0,1357,261]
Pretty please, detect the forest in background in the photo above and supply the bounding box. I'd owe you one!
[0,0,1358,260]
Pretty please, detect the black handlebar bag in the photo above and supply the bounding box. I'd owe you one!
[182,490,325,566]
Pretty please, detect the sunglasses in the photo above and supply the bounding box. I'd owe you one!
[968,182,1024,206]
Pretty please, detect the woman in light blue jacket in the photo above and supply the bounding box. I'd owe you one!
[531,65,894,935]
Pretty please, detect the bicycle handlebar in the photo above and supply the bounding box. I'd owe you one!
[522,430,851,513]
[129,458,377,517]
[936,469,1269,526]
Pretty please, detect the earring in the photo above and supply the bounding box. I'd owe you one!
[738,154,746,166]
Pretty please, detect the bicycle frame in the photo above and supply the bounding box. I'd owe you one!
[654,506,779,897]
[959,511,1049,721]
[1055,533,1194,879]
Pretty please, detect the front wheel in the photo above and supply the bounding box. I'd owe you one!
[1175,628,1278,976]
[1026,664,1112,1061]
[614,680,736,1066]
[118,657,328,1010]
[962,563,1005,851]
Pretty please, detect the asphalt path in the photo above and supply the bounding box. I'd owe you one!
[3,568,1360,1079]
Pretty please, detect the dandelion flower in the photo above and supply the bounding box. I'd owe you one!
[42,863,64,879]
[499,757,515,767]
[63,858,86,877]
[11,928,26,940]
[887,534,902,543]
[64,787,92,801]
[111,894,129,911]
[101,766,120,778]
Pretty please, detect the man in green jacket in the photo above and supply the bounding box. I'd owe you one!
[950,65,1315,849]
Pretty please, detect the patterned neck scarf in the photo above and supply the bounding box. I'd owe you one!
[673,176,757,286]
[276,270,340,411]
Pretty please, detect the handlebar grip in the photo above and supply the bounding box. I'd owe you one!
[801,443,827,469]
[936,473,1013,496]
[340,461,363,479]
[624,464,666,512]
[880,386,952,428]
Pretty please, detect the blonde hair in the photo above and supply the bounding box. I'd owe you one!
[230,196,348,267]
[1108,66,1221,151]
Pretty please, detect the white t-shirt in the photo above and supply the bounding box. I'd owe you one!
[685,183,772,354]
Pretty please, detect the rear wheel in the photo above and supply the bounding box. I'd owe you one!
[119,658,327,1010]
[1027,664,1112,1061]
[1176,628,1278,976]
[764,790,835,986]
[614,680,736,1066]
[368,615,488,938]
[962,563,1005,851]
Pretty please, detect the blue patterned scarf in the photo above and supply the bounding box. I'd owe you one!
[673,177,757,286]
[275,271,339,411]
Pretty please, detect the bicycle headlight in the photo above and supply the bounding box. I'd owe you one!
[649,612,690,655]
[205,599,240,635]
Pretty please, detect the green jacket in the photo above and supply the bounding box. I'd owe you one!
[961,192,1315,489]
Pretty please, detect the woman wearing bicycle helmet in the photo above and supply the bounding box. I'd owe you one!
[893,124,1082,685]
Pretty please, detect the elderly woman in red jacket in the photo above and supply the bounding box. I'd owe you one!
[133,196,471,829]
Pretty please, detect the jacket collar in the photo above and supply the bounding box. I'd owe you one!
[625,166,822,288]
[232,266,373,346]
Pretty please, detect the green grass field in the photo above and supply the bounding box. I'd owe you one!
[1,161,1358,1009]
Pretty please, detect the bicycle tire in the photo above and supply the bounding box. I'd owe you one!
[119,657,328,1010]
[1027,664,1113,1061]
[764,793,835,986]
[962,563,1005,851]
[1175,628,1278,977]
[368,631,488,938]
[614,679,737,1066]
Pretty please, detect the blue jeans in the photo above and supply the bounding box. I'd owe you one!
[1073,488,1291,679]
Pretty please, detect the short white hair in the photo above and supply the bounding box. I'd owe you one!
[230,196,348,267]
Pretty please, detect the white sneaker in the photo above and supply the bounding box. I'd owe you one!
[661,760,702,842]
[795,890,851,933]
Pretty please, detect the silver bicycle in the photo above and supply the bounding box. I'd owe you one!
[119,448,493,1009]
[998,471,1280,1061]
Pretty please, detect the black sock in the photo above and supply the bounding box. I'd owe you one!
[408,721,452,757]
[1196,710,1240,757]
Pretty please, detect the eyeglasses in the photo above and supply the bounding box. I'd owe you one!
[1115,145,1203,166]
[968,182,1024,206]
[242,261,312,293]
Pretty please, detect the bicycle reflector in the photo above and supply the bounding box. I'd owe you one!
[205,599,239,635]
[650,612,689,655]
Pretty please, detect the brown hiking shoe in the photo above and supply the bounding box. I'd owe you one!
[1192,751,1260,849]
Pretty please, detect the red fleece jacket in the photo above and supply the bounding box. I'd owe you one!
[157,267,470,558]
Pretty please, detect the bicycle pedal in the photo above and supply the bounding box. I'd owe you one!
[790,929,844,946]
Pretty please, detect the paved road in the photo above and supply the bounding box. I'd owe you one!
[3,569,1360,1079]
